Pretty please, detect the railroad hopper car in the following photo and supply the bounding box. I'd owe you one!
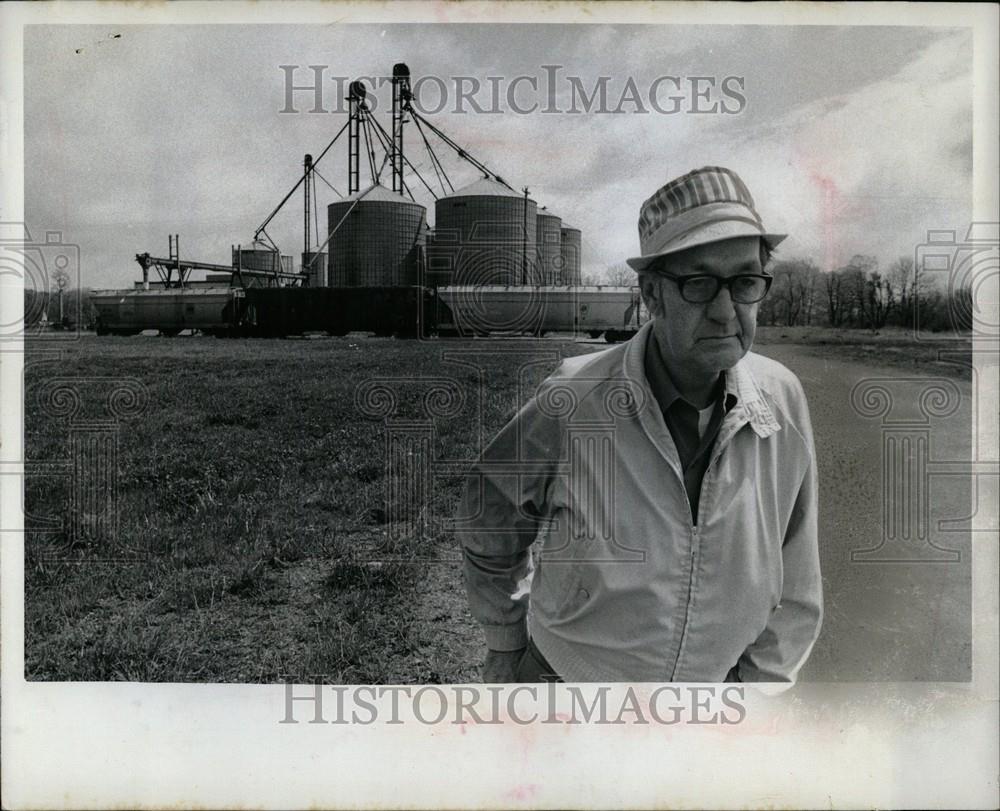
[436,286,643,340]
[91,288,244,336]
[91,284,643,340]
[242,286,434,337]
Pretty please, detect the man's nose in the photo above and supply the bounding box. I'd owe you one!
[706,286,737,322]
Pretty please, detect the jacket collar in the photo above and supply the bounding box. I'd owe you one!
[625,319,781,439]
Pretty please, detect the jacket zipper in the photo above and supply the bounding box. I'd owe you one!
[663,408,746,680]
[669,436,729,680]
[669,522,699,680]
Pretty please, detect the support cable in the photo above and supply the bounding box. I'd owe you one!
[367,114,395,183]
[312,173,319,248]
[409,109,515,192]
[367,116,416,201]
[312,166,343,198]
[361,114,379,186]
[411,113,454,195]
[367,114,436,200]
[253,117,351,241]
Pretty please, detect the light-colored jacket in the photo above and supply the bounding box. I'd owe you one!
[456,320,823,682]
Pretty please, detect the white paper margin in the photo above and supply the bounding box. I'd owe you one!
[2,2,997,809]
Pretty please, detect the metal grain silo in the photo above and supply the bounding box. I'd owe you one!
[433,178,537,286]
[559,224,582,285]
[327,184,426,287]
[302,251,328,287]
[234,246,282,274]
[536,209,563,285]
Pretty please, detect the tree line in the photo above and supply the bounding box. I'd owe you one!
[598,254,973,333]
[24,255,974,334]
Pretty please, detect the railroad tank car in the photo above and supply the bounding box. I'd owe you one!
[91,288,244,336]
[326,184,426,286]
[432,178,538,286]
[436,285,642,340]
[535,210,563,285]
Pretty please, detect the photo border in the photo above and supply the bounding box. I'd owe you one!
[2,2,997,809]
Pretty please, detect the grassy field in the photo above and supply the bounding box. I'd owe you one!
[24,328,971,683]
[25,335,596,682]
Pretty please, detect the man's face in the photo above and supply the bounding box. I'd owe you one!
[642,236,765,378]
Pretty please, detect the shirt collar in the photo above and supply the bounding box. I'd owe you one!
[642,329,687,411]
[627,319,780,439]
[722,359,781,437]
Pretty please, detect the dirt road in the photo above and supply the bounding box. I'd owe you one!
[755,344,973,681]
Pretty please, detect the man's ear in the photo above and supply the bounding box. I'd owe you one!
[638,272,661,317]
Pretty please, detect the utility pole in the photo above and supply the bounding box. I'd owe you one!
[303,153,312,255]
[522,186,529,285]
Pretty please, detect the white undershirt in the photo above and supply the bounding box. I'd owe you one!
[697,404,715,439]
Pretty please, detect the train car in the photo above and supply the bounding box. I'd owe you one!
[241,286,434,338]
[91,287,245,336]
[91,284,643,341]
[436,285,644,341]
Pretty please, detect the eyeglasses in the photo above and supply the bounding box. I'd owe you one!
[656,273,773,304]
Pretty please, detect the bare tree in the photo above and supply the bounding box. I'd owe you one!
[603,262,634,287]
[773,263,795,326]
[837,255,876,328]
[823,269,849,327]
[865,271,894,330]
[887,256,913,326]
[832,255,893,331]
[770,259,821,326]
[757,289,779,326]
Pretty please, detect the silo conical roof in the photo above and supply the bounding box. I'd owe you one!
[442,177,527,200]
[345,183,425,205]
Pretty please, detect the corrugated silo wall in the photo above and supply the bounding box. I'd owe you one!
[302,252,328,287]
[431,195,538,286]
[327,200,426,286]
[234,248,280,273]
[559,227,582,285]
[536,213,563,285]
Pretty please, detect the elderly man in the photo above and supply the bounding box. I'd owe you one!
[455,166,823,683]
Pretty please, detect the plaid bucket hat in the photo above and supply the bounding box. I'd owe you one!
[626,166,786,271]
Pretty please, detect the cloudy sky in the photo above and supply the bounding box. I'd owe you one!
[25,23,972,288]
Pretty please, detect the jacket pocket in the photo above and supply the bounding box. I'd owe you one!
[530,518,592,619]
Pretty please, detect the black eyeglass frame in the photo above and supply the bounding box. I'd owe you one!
[654,272,774,304]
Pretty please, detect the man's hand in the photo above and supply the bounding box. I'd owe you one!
[481,648,525,683]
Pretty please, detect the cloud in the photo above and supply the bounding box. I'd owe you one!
[747,31,973,271]
[22,24,973,287]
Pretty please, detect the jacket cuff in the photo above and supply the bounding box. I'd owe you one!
[483,621,528,651]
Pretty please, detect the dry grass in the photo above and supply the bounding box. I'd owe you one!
[24,334,598,683]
